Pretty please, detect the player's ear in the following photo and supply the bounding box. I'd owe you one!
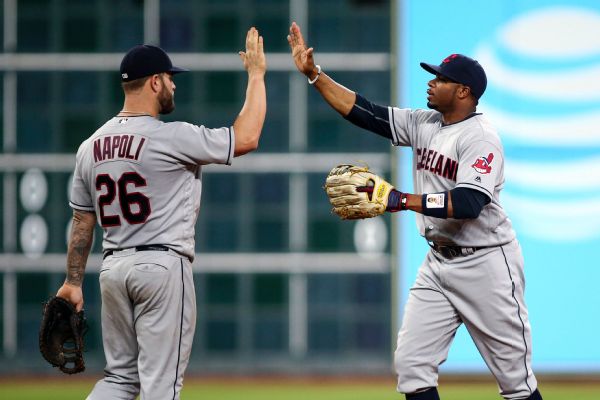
[457,85,471,100]
[150,74,162,93]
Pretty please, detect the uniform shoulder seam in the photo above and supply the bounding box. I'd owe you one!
[457,117,503,153]
[469,115,499,140]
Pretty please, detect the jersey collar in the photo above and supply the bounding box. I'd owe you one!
[441,112,481,127]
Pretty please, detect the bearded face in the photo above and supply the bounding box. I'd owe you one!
[158,74,175,115]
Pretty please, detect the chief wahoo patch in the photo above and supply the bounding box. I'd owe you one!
[471,153,494,174]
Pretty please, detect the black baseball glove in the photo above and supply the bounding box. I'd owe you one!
[39,296,86,374]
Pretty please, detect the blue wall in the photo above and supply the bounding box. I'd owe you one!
[396,0,600,372]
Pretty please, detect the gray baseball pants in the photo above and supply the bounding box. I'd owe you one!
[87,248,196,400]
[394,239,538,399]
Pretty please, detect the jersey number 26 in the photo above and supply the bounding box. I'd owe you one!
[96,172,151,227]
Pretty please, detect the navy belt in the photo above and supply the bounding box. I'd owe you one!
[103,244,169,259]
[430,243,488,259]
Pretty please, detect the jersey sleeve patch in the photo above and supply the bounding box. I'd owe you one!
[471,152,494,174]
[455,138,502,201]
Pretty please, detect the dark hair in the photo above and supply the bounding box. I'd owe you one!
[121,75,151,93]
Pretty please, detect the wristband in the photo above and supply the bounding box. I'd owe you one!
[386,190,407,213]
[420,192,449,219]
[308,65,321,85]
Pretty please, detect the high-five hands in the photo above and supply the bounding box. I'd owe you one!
[239,27,266,76]
[287,22,317,78]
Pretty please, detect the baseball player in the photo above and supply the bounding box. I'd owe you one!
[288,22,542,400]
[54,27,266,399]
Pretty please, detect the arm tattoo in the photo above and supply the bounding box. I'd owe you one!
[66,210,96,287]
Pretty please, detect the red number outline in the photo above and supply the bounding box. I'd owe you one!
[96,174,121,227]
[95,172,151,227]
[118,172,152,225]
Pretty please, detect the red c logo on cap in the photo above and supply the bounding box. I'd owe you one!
[443,54,458,63]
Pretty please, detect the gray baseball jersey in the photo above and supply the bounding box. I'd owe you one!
[71,115,233,400]
[387,108,538,398]
[69,115,234,260]
[389,109,515,247]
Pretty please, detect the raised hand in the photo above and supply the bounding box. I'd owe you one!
[239,27,266,76]
[233,26,267,157]
[287,22,316,77]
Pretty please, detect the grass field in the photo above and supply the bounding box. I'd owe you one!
[0,377,598,399]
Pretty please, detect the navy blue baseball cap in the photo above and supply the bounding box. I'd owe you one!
[120,44,188,82]
[420,54,487,99]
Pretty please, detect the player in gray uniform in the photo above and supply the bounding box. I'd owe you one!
[54,27,266,400]
[288,22,542,400]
